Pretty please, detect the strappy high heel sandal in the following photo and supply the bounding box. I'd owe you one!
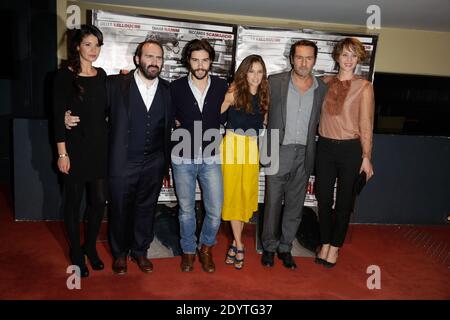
[234,248,245,270]
[225,244,237,265]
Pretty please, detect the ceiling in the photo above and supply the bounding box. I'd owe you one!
[86,0,450,32]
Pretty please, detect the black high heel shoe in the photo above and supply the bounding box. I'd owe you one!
[323,260,336,268]
[323,250,338,268]
[314,256,326,265]
[78,263,90,277]
[70,253,89,277]
[82,246,104,271]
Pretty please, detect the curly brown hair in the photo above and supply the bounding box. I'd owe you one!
[231,55,270,115]
[181,39,215,70]
[332,37,367,63]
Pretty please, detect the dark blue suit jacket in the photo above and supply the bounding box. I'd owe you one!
[106,70,174,177]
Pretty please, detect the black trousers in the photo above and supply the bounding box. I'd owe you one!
[63,177,108,264]
[315,136,362,247]
[109,151,165,258]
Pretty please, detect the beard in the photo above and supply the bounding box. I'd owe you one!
[139,62,160,80]
[191,68,208,80]
[294,66,312,78]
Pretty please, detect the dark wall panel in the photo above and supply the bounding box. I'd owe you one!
[13,119,63,220]
[13,119,450,225]
[355,134,450,224]
[1,0,57,118]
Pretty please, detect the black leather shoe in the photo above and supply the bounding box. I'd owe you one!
[261,250,275,267]
[112,257,127,275]
[82,246,104,271]
[278,252,297,270]
[131,256,154,273]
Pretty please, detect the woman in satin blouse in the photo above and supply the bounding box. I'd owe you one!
[314,37,375,268]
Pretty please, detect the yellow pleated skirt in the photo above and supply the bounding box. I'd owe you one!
[220,131,259,223]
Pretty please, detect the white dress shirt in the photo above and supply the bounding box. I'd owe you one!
[134,69,159,111]
[187,73,211,113]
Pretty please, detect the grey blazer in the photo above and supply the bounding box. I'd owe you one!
[265,71,328,176]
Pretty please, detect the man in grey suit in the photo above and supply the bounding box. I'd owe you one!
[261,40,327,269]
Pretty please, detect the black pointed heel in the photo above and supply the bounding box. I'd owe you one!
[82,247,104,271]
[323,260,336,268]
[79,263,90,277]
[314,256,326,265]
[70,252,90,277]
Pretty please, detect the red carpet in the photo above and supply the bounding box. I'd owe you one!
[0,185,449,300]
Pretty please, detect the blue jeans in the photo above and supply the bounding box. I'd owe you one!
[171,158,223,253]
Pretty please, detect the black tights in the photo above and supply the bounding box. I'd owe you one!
[63,178,107,264]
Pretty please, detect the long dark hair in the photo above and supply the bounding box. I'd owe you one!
[231,55,270,115]
[66,24,103,97]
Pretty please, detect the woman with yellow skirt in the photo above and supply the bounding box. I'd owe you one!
[220,55,269,269]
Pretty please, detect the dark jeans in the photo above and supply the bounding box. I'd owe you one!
[63,177,108,264]
[315,136,362,247]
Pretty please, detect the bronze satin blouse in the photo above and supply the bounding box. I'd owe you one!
[319,76,375,159]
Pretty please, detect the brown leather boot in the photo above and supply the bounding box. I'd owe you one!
[198,244,215,273]
[180,253,195,272]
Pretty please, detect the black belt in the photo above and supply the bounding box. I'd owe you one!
[319,136,360,144]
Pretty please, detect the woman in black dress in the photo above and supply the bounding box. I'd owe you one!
[53,25,107,277]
